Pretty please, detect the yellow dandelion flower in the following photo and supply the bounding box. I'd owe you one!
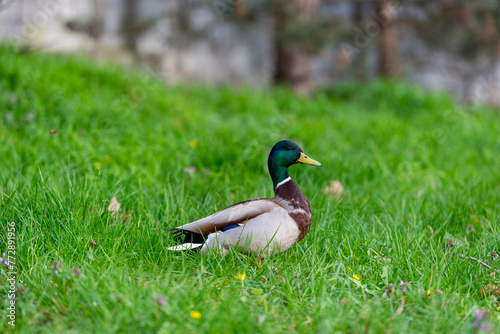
[189,139,198,148]
[427,290,431,297]
[235,273,246,281]
[190,311,202,319]
[347,266,352,272]
[353,274,360,280]
[496,306,500,311]
[93,162,102,169]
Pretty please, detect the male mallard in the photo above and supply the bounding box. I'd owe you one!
[167,140,322,257]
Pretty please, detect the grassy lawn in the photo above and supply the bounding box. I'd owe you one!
[1,44,499,333]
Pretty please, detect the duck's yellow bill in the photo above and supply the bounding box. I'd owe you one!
[298,152,322,166]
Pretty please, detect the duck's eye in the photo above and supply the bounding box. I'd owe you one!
[286,147,293,151]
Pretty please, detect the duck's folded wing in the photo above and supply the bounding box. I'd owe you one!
[169,199,279,234]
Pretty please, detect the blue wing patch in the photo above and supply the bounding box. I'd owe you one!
[221,224,240,231]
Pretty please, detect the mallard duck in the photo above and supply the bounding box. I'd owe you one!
[167,140,322,257]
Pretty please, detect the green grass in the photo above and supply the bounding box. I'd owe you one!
[1,44,500,333]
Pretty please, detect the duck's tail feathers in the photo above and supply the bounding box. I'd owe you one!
[167,243,203,251]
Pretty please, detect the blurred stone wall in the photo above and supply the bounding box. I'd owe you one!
[1,0,499,105]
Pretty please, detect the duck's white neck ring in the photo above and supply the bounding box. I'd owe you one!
[275,177,292,189]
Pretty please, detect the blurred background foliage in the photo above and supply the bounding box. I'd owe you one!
[1,0,500,104]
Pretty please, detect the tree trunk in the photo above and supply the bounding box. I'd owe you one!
[121,0,139,59]
[234,0,248,19]
[378,1,400,78]
[273,0,319,95]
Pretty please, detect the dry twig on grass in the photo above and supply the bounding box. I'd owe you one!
[462,255,500,281]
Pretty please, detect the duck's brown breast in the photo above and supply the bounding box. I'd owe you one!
[274,178,312,242]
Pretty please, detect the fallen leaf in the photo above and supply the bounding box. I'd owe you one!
[395,296,405,315]
[120,210,133,222]
[108,197,121,216]
[89,237,97,248]
[480,284,500,298]
[323,180,344,200]
[50,129,57,135]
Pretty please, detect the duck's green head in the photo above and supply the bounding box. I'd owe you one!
[268,140,322,188]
